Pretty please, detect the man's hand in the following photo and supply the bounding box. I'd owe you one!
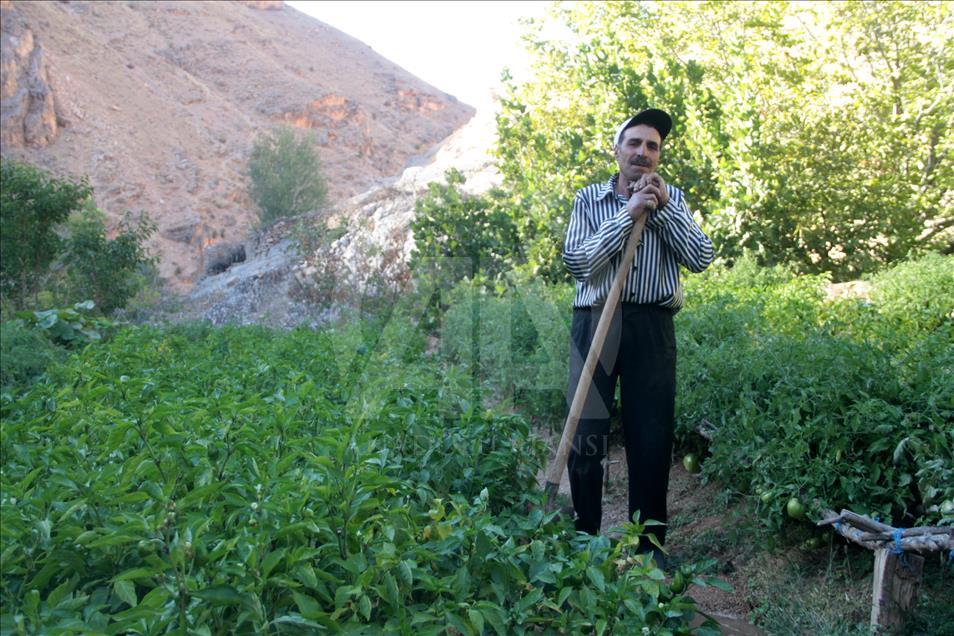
[625,173,667,222]
[646,173,669,208]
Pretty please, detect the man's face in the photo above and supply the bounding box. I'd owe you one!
[614,124,661,184]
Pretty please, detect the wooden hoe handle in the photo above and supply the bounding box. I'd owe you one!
[544,214,647,511]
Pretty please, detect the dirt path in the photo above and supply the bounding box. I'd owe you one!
[537,431,765,634]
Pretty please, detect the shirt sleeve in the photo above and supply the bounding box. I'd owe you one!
[562,191,634,283]
[646,185,714,273]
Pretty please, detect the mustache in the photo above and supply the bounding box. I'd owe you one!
[630,158,652,167]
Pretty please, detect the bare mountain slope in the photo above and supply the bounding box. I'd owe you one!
[0,0,473,288]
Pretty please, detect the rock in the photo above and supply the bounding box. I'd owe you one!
[0,19,60,148]
[204,241,247,275]
[234,0,284,10]
[161,219,201,245]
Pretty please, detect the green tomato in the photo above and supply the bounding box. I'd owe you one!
[760,491,774,504]
[670,570,687,594]
[682,453,701,474]
[786,497,807,520]
[803,536,823,549]
[940,499,954,515]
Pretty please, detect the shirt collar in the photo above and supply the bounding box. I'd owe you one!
[598,173,624,201]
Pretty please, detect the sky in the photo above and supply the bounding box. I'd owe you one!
[285,1,552,109]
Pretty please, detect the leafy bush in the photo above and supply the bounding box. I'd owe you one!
[675,255,953,529]
[248,127,328,225]
[0,159,92,309]
[0,320,63,391]
[15,300,117,348]
[865,253,954,336]
[0,160,158,316]
[0,321,718,633]
[60,204,157,314]
[410,169,520,288]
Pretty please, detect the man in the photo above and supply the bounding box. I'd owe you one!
[562,108,714,553]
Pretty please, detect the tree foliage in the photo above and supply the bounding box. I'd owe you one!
[409,169,519,287]
[494,0,953,281]
[0,159,156,315]
[247,127,328,225]
[61,204,157,314]
[0,159,92,306]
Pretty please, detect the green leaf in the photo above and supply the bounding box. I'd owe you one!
[192,585,244,606]
[382,572,400,608]
[262,548,286,578]
[47,577,77,608]
[586,566,605,592]
[358,594,372,621]
[113,580,137,607]
[467,608,484,634]
[292,591,325,620]
[596,618,608,636]
[695,576,734,592]
[271,615,326,630]
[23,589,40,620]
[112,567,160,582]
[138,587,170,610]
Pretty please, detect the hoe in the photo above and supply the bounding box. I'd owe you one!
[544,183,652,512]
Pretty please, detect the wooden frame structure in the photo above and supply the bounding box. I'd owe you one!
[818,509,953,633]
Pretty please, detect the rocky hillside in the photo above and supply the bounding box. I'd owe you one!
[0,0,473,288]
[178,106,501,328]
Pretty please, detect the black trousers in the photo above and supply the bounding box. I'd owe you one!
[566,304,676,544]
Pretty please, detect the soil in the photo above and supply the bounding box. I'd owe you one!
[537,430,765,634]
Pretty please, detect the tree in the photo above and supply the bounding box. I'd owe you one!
[494,1,953,281]
[61,204,157,314]
[1,159,157,315]
[410,168,520,286]
[247,127,328,224]
[1,159,92,308]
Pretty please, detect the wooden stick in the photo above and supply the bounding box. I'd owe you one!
[819,509,954,552]
[544,214,648,510]
[694,418,716,443]
[858,527,954,542]
[837,510,895,534]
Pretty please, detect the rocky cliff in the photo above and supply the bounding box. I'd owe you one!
[179,106,501,328]
[0,0,473,288]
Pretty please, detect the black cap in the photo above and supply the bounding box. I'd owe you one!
[613,108,673,146]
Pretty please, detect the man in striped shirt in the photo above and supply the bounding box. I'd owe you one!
[563,109,714,554]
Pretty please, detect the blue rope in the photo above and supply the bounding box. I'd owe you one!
[891,528,904,554]
[891,528,911,570]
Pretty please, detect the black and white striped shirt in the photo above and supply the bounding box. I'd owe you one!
[563,174,714,310]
